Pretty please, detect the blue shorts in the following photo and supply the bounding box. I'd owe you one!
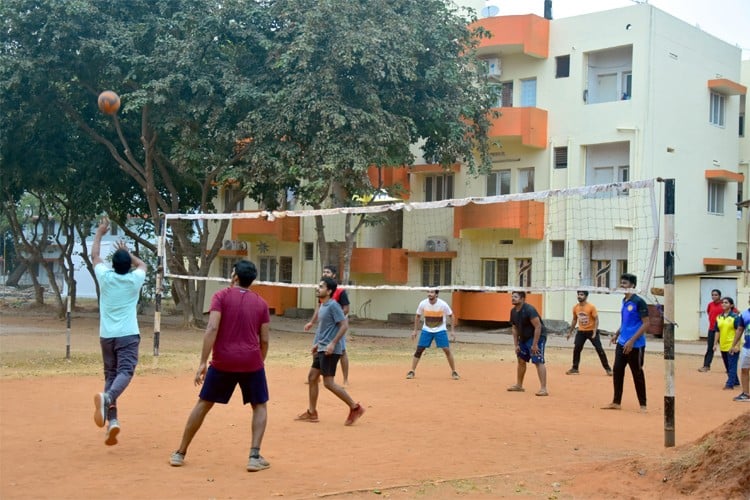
[418,329,450,349]
[199,366,269,405]
[517,336,546,364]
[312,352,341,377]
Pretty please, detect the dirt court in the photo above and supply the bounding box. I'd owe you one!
[1,308,749,499]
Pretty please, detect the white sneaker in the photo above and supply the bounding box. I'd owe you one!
[246,455,270,472]
[105,419,120,446]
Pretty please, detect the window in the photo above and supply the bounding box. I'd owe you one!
[554,147,568,169]
[422,259,451,286]
[556,55,570,78]
[279,256,293,283]
[516,258,532,287]
[486,170,510,196]
[592,260,611,288]
[740,95,746,137]
[490,81,513,107]
[520,78,537,107]
[621,72,632,100]
[518,168,535,193]
[482,258,509,287]
[617,259,628,278]
[707,180,725,215]
[590,165,629,197]
[425,174,454,202]
[304,243,314,261]
[259,257,277,282]
[223,186,245,211]
[710,91,726,127]
[551,240,565,258]
[220,258,234,279]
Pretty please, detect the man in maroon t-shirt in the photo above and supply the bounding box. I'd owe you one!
[170,260,271,472]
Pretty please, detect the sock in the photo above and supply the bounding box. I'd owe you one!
[250,447,260,459]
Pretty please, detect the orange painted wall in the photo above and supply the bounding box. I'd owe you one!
[488,107,548,149]
[451,291,544,322]
[453,201,545,239]
[232,215,300,242]
[250,284,298,316]
[472,15,549,58]
[351,248,408,283]
[367,166,411,197]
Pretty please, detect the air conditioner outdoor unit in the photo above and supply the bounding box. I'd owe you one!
[223,239,233,250]
[223,240,248,252]
[487,57,502,78]
[425,236,449,252]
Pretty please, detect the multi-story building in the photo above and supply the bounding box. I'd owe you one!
[207,3,746,341]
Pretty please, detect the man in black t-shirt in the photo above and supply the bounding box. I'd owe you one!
[508,291,549,396]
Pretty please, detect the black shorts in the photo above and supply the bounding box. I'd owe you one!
[199,366,269,405]
[311,352,341,377]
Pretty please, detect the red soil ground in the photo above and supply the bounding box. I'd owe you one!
[0,312,748,499]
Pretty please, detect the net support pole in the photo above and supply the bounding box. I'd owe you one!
[65,294,71,360]
[153,214,165,357]
[661,178,676,447]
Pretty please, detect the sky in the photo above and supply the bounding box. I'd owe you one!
[471,0,750,60]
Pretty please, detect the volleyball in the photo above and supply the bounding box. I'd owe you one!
[97,91,120,115]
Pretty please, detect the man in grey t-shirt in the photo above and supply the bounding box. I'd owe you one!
[295,277,365,425]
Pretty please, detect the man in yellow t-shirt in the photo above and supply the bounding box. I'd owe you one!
[566,291,612,376]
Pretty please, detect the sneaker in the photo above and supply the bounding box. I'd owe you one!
[734,392,750,402]
[406,370,415,379]
[170,451,185,467]
[93,392,110,427]
[698,366,710,372]
[566,368,579,375]
[105,419,120,446]
[294,409,319,422]
[605,368,613,376]
[247,455,270,472]
[451,371,460,380]
[345,403,366,426]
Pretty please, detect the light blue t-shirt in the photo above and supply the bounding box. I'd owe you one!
[313,299,346,355]
[95,263,146,338]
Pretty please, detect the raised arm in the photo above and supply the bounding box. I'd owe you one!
[92,216,110,266]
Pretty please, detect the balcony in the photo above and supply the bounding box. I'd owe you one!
[471,14,549,59]
[367,165,410,199]
[232,213,300,242]
[251,284,298,316]
[453,200,545,240]
[451,291,544,322]
[350,248,408,284]
[489,107,548,149]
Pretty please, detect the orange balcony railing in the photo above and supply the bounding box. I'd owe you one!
[251,284,298,316]
[471,14,549,59]
[451,291,543,322]
[350,248,408,284]
[489,107,548,149]
[454,200,545,240]
[232,213,300,242]
[367,166,410,198]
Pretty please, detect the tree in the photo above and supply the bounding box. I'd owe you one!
[1,0,276,325]
[242,0,496,280]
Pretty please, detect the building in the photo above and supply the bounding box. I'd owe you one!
[206,3,747,340]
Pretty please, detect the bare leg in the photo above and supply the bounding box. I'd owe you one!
[307,368,321,412]
[741,368,749,395]
[250,403,267,449]
[535,363,547,392]
[516,359,527,387]
[340,350,349,385]
[442,348,456,372]
[322,376,356,408]
[175,399,214,455]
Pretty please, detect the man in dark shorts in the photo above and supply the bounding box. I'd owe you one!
[507,291,549,396]
[169,260,271,471]
[295,277,365,425]
[304,265,351,384]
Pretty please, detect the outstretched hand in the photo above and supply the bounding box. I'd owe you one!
[96,216,110,235]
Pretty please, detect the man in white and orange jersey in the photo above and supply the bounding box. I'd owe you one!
[406,289,459,380]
